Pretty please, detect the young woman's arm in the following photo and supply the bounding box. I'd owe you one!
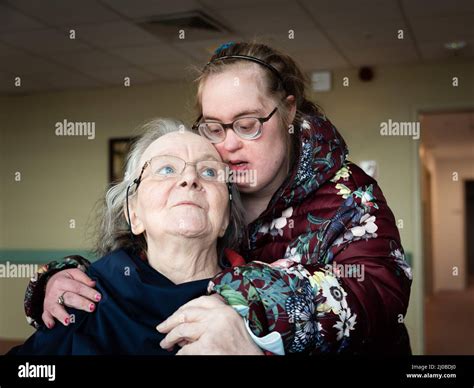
[211,238,411,354]
[210,179,412,354]
[24,256,96,328]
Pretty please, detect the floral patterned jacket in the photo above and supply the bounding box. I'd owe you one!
[209,114,412,354]
[24,114,412,354]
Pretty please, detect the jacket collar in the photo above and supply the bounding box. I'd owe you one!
[250,114,348,227]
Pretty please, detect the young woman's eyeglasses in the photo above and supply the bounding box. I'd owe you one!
[192,107,278,143]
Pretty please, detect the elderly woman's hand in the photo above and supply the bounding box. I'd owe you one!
[157,294,263,355]
[42,269,100,328]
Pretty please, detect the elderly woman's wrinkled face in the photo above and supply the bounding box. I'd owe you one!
[129,132,229,244]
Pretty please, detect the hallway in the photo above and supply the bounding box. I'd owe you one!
[425,285,474,354]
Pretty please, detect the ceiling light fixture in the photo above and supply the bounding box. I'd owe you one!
[444,41,467,50]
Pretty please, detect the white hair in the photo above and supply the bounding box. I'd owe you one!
[94,118,246,266]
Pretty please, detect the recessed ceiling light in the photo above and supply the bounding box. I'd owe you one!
[444,41,467,50]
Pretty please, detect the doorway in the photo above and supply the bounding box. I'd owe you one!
[465,180,474,286]
[420,109,474,354]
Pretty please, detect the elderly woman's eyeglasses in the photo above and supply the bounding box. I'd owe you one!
[143,155,228,183]
[129,155,229,195]
[125,155,232,234]
[192,107,278,143]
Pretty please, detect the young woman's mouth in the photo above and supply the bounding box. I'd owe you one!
[229,160,249,171]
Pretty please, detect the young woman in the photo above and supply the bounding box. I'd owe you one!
[23,42,412,355]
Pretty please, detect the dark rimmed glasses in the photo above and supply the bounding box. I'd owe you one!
[192,107,278,143]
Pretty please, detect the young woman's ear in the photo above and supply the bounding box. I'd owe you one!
[286,95,297,122]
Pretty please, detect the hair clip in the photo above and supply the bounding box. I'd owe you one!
[214,41,235,54]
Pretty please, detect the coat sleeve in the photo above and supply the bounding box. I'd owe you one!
[24,256,91,328]
[209,168,412,354]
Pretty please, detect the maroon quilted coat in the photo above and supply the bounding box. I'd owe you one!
[210,114,412,354]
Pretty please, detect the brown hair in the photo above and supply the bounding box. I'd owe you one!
[195,41,322,169]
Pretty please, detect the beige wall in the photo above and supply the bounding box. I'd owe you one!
[1,81,195,250]
[0,277,35,340]
[1,59,473,354]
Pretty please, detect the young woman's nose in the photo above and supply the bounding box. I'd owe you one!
[222,128,243,152]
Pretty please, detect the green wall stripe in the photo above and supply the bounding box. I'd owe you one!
[0,250,95,264]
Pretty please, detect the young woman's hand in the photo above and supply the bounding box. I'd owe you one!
[156,294,263,355]
[42,269,100,329]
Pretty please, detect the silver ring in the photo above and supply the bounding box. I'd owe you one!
[57,292,66,306]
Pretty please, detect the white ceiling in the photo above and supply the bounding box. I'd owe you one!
[0,0,473,95]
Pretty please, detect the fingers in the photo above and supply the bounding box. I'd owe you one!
[156,295,230,334]
[48,303,72,326]
[156,307,207,333]
[47,291,95,326]
[44,290,96,327]
[62,279,100,303]
[41,311,55,329]
[159,322,206,350]
[162,340,188,353]
[176,342,201,356]
[178,295,224,310]
[67,269,96,287]
[62,291,96,313]
[48,277,100,305]
[43,270,101,326]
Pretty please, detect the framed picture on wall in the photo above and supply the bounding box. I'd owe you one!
[109,137,136,183]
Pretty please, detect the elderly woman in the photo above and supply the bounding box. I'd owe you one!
[10,119,261,355]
